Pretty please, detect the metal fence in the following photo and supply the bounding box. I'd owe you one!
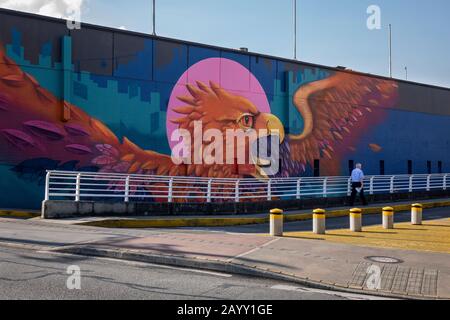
[44,171,450,203]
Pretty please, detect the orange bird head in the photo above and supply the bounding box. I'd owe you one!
[171,81,285,178]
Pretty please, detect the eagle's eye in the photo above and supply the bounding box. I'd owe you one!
[237,113,255,130]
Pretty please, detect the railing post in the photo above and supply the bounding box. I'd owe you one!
[369,177,374,195]
[322,177,328,198]
[44,171,50,201]
[124,175,130,202]
[267,179,272,201]
[426,175,431,192]
[409,175,414,193]
[444,174,448,191]
[296,178,301,200]
[235,179,240,203]
[75,173,81,202]
[168,178,174,203]
[347,178,352,196]
[207,179,212,203]
[390,176,395,194]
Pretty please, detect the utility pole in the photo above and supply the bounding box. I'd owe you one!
[152,0,156,36]
[293,0,297,60]
[389,24,392,77]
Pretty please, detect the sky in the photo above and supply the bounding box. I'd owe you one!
[0,0,449,88]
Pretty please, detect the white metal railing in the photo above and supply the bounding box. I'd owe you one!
[44,171,450,203]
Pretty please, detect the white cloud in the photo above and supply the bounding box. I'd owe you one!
[0,0,84,19]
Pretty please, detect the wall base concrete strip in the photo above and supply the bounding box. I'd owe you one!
[53,245,445,300]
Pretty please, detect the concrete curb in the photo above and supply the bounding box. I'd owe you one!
[0,240,53,251]
[53,245,446,300]
[0,210,40,219]
[77,199,450,229]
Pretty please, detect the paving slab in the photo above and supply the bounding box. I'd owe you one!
[92,232,272,261]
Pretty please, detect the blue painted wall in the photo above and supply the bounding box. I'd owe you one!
[1,9,450,209]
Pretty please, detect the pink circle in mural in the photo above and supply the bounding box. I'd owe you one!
[166,57,271,149]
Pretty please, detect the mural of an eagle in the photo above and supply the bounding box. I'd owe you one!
[0,44,399,187]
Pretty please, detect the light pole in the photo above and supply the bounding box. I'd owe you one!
[152,0,156,36]
[388,24,392,78]
[405,66,408,80]
[293,0,297,60]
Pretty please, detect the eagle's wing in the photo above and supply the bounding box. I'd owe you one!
[0,44,183,177]
[288,72,399,175]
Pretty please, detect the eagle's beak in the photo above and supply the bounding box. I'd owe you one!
[254,113,285,143]
[250,113,285,179]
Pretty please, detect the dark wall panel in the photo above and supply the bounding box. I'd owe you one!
[153,39,188,85]
[0,11,68,65]
[71,28,113,76]
[113,33,153,81]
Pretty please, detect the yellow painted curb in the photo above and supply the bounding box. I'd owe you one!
[0,210,40,219]
[81,217,270,229]
[78,199,450,229]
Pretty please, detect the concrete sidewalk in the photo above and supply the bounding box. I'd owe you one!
[1,202,450,300]
[54,224,450,299]
[0,215,449,299]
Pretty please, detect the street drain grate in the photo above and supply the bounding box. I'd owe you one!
[365,256,403,264]
[349,261,439,297]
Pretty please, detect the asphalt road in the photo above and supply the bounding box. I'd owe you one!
[0,246,382,300]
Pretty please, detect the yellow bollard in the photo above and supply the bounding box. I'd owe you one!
[313,209,326,234]
[411,203,423,225]
[350,208,363,232]
[270,209,284,237]
[382,207,394,229]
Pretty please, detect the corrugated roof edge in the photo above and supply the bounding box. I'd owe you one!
[1,7,449,92]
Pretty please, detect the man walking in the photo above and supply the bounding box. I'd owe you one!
[350,163,368,206]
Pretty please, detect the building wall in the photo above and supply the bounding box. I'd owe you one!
[1,9,450,209]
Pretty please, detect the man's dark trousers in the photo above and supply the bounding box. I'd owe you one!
[350,182,368,206]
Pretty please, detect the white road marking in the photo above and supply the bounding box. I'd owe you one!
[270,284,394,300]
[226,238,281,262]
[270,284,309,292]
